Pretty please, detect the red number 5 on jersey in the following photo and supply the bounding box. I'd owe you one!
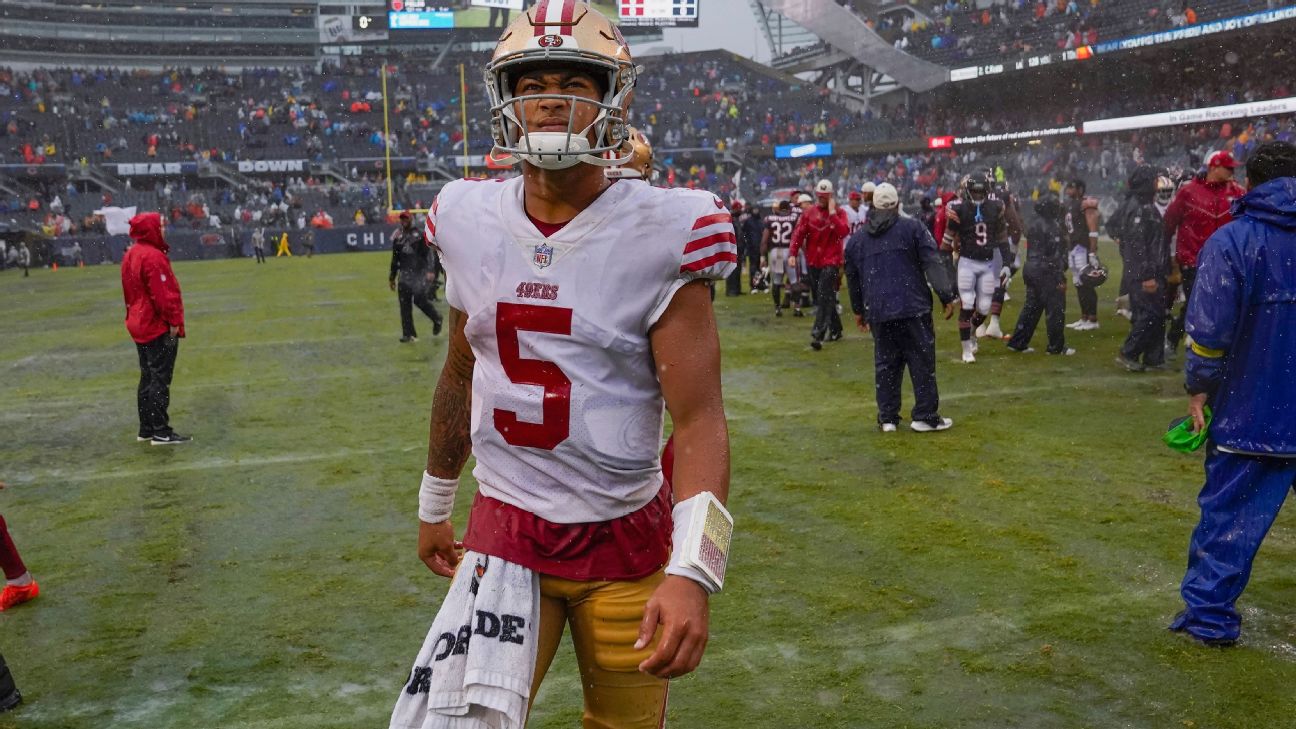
[494,302,573,450]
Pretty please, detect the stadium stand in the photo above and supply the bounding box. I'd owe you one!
[2,2,1296,239]
[876,0,1295,68]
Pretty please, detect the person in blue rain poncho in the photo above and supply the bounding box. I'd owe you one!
[1171,141,1296,645]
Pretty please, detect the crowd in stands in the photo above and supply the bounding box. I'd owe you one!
[752,105,1295,213]
[872,0,1294,68]
[0,51,876,170]
[3,11,1296,238]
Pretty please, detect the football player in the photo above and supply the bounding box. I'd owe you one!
[761,198,800,317]
[1155,173,1183,353]
[733,200,765,293]
[391,4,735,727]
[791,193,815,310]
[1063,178,1103,330]
[844,190,866,234]
[977,175,1025,340]
[943,172,1012,363]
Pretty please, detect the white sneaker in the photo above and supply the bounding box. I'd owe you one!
[1066,319,1086,330]
[880,423,898,433]
[984,316,1004,339]
[1080,320,1100,331]
[911,417,954,433]
[971,337,979,354]
[961,341,976,363]
[1048,347,1077,356]
[1116,308,1132,320]
[975,321,988,338]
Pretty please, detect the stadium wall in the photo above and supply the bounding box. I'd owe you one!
[25,224,394,267]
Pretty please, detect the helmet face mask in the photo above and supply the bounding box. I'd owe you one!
[486,2,637,171]
[962,173,991,204]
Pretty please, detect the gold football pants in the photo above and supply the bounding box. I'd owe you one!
[528,569,669,728]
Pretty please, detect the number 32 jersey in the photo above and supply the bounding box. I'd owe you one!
[427,176,736,524]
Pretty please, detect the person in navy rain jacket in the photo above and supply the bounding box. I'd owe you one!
[844,183,958,433]
[1171,141,1296,645]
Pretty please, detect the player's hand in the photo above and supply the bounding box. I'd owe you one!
[999,266,1012,283]
[636,575,710,680]
[168,325,180,338]
[417,519,462,578]
[855,314,869,333]
[942,301,957,320]
[389,279,397,291]
[1188,392,1209,434]
[1142,279,1158,293]
[759,257,766,268]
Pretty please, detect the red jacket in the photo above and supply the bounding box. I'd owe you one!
[933,191,958,251]
[1163,177,1246,268]
[121,212,185,343]
[789,204,849,267]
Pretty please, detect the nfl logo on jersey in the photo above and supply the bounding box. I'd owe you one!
[533,243,554,269]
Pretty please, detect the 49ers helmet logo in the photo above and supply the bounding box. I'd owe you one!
[538,34,564,47]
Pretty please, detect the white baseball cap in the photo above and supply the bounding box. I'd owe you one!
[861,182,877,195]
[796,193,813,204]
[873,183,899,209]
[815,179,834,194]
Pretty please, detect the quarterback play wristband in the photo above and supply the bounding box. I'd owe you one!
[418,472,459,523]
[665,492,733,594]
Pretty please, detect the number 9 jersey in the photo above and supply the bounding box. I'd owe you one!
[426,176,737,525]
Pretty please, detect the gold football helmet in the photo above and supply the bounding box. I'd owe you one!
[1156,174,1176,205]
[485,0,637,170]
[604,127,654,180]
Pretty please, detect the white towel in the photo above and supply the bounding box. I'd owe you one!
[94,206,137,236]
[390,552,540,729]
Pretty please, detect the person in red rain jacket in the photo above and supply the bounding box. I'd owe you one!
[121,212,190,445]
[1164,151,1247,354]
[932,190,960,291]
[790,179,850,350]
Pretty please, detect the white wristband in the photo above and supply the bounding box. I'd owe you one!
[418,471,459,523]
[665,492,733,594]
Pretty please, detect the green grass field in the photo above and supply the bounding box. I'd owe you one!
[3,249,1296,729]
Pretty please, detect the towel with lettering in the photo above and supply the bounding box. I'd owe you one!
[390,552,539,729]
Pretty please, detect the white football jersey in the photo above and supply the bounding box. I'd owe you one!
[844,205,866,236]
[427,176,736,524]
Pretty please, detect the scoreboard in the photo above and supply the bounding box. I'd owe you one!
[389,0,691,30]
[618,0,698,27]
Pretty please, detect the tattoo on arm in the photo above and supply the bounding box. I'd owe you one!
[426,307,475,478]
